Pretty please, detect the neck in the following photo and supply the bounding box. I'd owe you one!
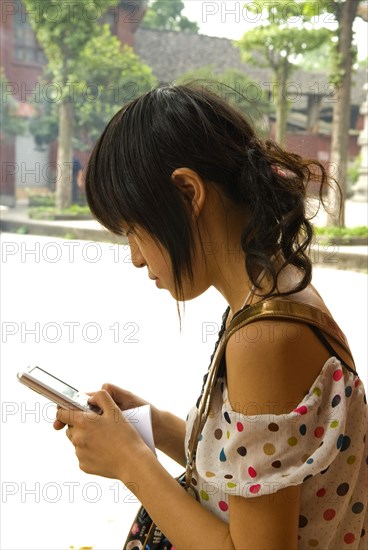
[206,232,260,316]
[199,189,257,314]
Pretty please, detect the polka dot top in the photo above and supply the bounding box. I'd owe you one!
[185,357,367,549]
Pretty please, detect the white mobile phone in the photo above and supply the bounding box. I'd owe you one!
[17,366,101,414]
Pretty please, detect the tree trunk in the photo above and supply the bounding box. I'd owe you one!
[274,62,289,146]
[56,101,73,210]
[327,0,360,227]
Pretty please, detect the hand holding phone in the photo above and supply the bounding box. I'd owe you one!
[17,366,101,414]
[17,367,156,452]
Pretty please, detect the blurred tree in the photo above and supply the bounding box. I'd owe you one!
[298,42,333,71]
[318,0,366,227]
[237,1,332,146]
[72,29,156,150]
[119,0,146,9]
[177,66,273,137]
[0,67,27,138]
[23,0,119,208]
[357,57,368,69]
[28,71,59,151]
[22,0,125,209]
[142,0,199,32]
[29,27,156,154]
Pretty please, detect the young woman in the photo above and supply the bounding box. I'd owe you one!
[54,84,367,549]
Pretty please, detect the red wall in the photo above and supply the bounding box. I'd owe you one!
[286,133,359,163]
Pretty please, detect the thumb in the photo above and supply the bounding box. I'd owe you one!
[88,389,121,417]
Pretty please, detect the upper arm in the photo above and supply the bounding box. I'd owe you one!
[224,320,329,549]
[225,320,332,415]
[229,485,301,550]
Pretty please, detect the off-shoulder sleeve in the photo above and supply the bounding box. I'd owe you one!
[195,357,353,498]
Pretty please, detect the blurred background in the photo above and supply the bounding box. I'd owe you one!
[1,1,367,549]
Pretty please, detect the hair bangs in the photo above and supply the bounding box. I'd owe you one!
[86,102,157,235]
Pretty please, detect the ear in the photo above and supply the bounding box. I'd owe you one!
[171,168,206,218]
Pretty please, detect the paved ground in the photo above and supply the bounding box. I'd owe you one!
[1,231,367,550]
[0,198,367,548]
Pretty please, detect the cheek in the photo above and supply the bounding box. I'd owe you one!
[154,250,173,276]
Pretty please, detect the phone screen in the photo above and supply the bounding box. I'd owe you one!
[27,367,80,400]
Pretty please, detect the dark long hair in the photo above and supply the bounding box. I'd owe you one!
[85,83,330,301]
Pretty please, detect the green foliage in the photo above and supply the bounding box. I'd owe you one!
[16,225,29,235]
[142,0,199,32]
[347,155,362,185]
[63,231,78,240]
[29,204,92,219]
[357,57,368,69]
[303,0,360,86]
[24,9,156,151]
[23,0,148,209]
[176,66,273,137]
[237,1,332,74]
[0,66,28,137]
[236,1,334,143]
[298,42,334,71]
[315,225,368,238]
[28,192,55,207]
[22,0,118,86]
[28,82,59,149]
[71,27,156,149]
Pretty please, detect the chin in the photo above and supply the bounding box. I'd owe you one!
[170,285,209,303]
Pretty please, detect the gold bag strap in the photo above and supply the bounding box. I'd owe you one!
[227,300,351,355]
[185,299,354,487]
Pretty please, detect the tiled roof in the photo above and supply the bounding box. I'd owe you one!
[135,28,366,106]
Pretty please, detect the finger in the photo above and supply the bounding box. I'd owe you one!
[101,383,147,410]
[88,389,120,416]
[53,419,67,430]
[53,406,67,430]
[56,406,78,426]
[100,384,127,409]
[101,383,122,401]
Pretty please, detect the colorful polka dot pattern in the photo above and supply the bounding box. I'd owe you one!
[185,357,367,549]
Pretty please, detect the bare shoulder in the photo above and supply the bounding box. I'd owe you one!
[225,317,331,416]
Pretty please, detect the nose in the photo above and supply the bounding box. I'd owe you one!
[128,236,146,268]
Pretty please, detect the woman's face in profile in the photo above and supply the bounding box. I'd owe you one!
[124,221,211,303]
